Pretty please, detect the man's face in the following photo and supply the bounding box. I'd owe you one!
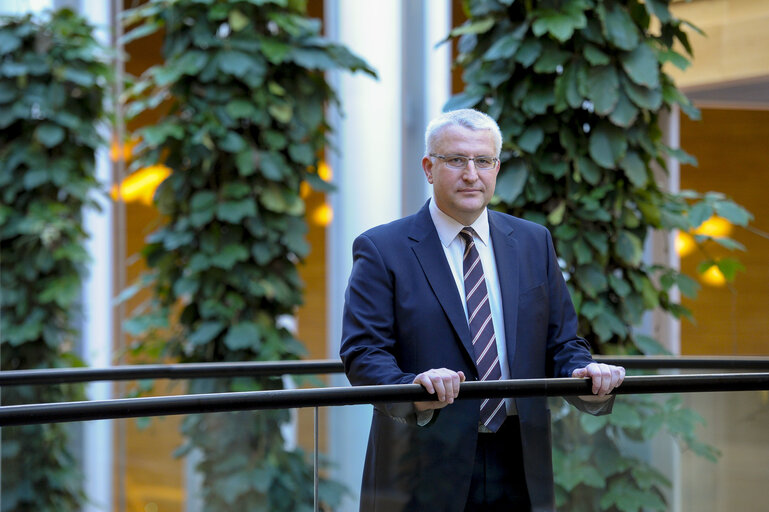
[422,125,499,226]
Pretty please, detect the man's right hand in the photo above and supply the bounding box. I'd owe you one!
[413,368,466,411]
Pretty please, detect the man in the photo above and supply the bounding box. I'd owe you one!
[340,109,624,511]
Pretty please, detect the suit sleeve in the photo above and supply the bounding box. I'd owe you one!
[339,234,423,423]
[542,228,614,415]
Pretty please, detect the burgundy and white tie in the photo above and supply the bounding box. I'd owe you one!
[459,228,506,433]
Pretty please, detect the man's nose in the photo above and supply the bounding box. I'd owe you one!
[462,161,479,180]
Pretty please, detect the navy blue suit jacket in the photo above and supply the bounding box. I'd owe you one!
[340,202,602,512]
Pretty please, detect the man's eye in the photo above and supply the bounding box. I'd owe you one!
[476,158,493,167]
[447,157,466,166]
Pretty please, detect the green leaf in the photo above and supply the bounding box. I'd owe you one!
[586,66,619,116]
[554,61,581,111]
[224,322,261,350]
[518,125,544,153]
[229,9,250,32]
[620,43,660,88]
[600,3,641,51]
[515,39,543,67]
[23,169,49,189]
[658,48,690,71]
[217,199,257,224]
[532,9,587,42]
[645,0,672,23]
[259,151,287,180]
[631,465,671,490]
[615,230,643,266]
[262,38,292,64]
[34,123,66,148]
[713,200,752,226]
[0,30,21,54]
[601,477,666,511]
[619,150,647,187]
[608,273,631,296]
[219,50,257,77]
[622,75,662,110]
[190,190,217,213]
[39,275,80,307]
[589,123,627,168]
[268,103,293,124]
[450,18,495,37]
[189,322,226,345]
[533,48,571,74]
[210,244,249,269]
[609,91,639,128]
[580,413,608,434]
[483,33,521,61]
[583,43,610,65]
[236,149,257,176]
[675,273,700,298]
[547,201,566,225]
[634,335,672,356]
[575,264,608,298]
[576,156,601,185]
[220,131,246,153]
[687,202,712,229]
[495,160,528,203]
[716,258,745,281]
[288,143,315,166]
[260,185,304,215]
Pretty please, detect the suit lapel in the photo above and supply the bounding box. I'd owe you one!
[409,203,475,363]
[489,212,519,372]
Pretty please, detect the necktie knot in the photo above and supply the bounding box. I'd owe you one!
[459,227,475,245]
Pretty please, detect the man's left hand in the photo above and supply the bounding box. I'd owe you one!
[572,363,625,402]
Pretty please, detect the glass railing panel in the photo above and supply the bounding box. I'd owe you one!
[2,371,769,511]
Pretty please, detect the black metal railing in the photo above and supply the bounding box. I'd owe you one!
[2,355,769,386]
[2,372,768,427]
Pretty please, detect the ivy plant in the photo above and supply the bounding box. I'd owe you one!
[0,9,111,512]
[121,0,374,509]
[449,0,751,510]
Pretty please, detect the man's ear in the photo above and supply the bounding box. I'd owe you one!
[421,156,434,184]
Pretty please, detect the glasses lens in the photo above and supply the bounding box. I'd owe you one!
[475,157,495,169]
[445,156,468,169]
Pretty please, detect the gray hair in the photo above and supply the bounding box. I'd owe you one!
[424,109,503,157]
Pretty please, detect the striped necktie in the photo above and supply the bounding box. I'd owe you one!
[459,228,506,433]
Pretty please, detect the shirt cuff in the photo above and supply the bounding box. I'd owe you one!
[416,409,434,426]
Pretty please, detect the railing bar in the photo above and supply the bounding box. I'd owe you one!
[3,356,769,386]
[1,373,768,427]
[314,406,319,512]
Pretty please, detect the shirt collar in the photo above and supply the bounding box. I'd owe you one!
[428,198,490,248]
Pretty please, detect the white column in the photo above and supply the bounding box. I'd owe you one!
[423,0,452,136]
[0,0,52,15]
[324,1,403,510]
[650,106,682,512]
[80,0,114,510]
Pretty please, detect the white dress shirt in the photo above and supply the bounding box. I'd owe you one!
[429,199,517,416]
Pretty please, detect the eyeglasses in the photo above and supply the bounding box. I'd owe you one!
[430,154,499,171]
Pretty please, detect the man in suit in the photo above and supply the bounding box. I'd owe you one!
[340,109,624,511]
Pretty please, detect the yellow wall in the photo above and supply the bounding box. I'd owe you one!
[680,109,769,355]
[670,0,769,87]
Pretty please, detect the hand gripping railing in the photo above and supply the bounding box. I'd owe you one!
[1,355,768,386]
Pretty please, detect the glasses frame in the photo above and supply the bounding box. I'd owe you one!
[429,153,499,171]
